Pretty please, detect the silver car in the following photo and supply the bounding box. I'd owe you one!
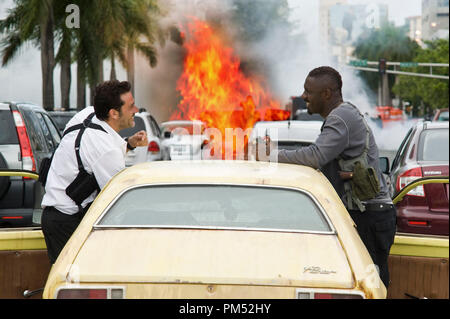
[160,120,209,160]
[247,120,323,160]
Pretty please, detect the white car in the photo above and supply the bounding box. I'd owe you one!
[248,120,323,160]
[160,120,209,160]
[119,111,164,166]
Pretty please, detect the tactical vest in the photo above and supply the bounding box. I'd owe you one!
[338,104,380,212]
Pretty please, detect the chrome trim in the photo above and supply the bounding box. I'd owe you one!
[93,183,336,235]
[295,287,366,299]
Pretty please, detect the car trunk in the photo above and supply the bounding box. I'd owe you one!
[68,229,355,293]
[421,164,449,212]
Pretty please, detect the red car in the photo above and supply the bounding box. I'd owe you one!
[389,121,449,236]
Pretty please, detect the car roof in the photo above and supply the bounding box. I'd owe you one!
[101,161,334,200]
[48,110,77,115]
[161,120,204,126]
[423,121,449,130]
[254,120,323,129]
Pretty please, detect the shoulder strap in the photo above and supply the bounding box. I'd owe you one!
[63,112,106,137]
[61,113,107,172]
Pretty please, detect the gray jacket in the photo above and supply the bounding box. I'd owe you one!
[276,102,392,206]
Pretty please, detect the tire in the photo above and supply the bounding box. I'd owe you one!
[0,152,11,200]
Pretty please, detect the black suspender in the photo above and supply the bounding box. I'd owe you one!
[63,113,108,212]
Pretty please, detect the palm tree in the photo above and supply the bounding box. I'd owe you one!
[0,0,56,110]
[1,0,172,110]
[353,22,420,105]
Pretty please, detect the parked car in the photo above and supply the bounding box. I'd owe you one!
[118,110,164,166]
[48,110,77,134]
[160,120,209,160]
[389,121,449,236]
[247,120,323,160]
[43,160,386,299]
[433,108,449,122]
[0,102,61,227]
[293,109,324,122]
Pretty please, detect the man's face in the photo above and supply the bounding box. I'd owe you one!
[301,76,325,115]
[118,92,138,130]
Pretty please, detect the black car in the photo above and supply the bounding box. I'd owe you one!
[48,110,77,134]
[0,102,61,227]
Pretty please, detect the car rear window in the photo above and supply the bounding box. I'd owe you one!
[119,117,146,138]
[51,114,75,131]
[418,128,449,161]
[96,185,332,233]
[0,110,18,144]
[163,123,204,136]
[437,111,449,121]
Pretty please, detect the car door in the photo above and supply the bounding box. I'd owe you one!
[390,127,414,195]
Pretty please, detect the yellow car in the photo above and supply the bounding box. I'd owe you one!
[43,161,386,299]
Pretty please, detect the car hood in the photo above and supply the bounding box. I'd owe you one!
[69,229,354,288]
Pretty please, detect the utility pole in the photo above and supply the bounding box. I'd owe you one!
[378,59,391,106]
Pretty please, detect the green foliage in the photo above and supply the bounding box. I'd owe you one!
[230,0,291,42]
[353,23,420,93]
[0,0,168,86]
[392,39,449,110]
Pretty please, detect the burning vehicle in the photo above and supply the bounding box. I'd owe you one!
[167,19,290,159]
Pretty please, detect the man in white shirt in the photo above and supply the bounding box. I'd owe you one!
[41,80,148,264]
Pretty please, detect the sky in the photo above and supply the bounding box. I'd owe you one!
[0,0,423,109]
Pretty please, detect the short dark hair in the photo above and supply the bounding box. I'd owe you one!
[93,80,132,121]
[308,66,343,95]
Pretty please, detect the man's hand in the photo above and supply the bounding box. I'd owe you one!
[128,130,148,148]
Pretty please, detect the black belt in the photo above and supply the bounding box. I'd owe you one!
[363,203,395,212]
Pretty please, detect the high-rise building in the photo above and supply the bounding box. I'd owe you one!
[406,16,423,46]
[422,0,449,41]
[319,0,348,47]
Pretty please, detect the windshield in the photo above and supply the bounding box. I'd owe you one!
[418,128,449,161]
[96,185,332,233]
[163,123,204,136]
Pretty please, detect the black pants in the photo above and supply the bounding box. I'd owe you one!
[41,205,89,264]
[348,206,397,288]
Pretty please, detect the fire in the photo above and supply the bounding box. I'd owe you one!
[169,19,290,158]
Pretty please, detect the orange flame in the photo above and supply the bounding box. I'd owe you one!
[170,19,290,158]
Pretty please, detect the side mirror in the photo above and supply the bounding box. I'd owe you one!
[379,157,390,175]
[163,131,171,139]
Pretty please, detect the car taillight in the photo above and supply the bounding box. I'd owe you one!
[296,289,364,299]
[56,287,124,299]
[396,167,425,197]
[12,111,36,176]
[148,141,160,153]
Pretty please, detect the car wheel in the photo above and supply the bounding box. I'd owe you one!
[0,152,11,200]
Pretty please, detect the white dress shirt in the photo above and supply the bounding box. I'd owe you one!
[42,107,127,215]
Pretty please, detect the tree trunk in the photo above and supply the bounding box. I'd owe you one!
[89,58,104,106]
[40,1,55,111]
[77,59,86,110]
[127,44,135,96]
[60,51,71,109]
[110,54,117,81]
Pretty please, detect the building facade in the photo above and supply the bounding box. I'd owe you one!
[422,0,449,41]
